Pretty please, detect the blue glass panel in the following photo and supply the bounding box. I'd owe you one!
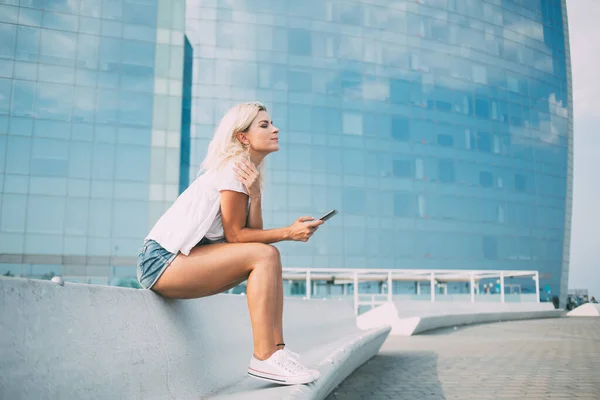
[80,0,101,17]
[394,192,415,217]
[39,29,77,66]
[514,173,526,192]
[0,58,12,78]
[5,135,30,174]
[1,194,27,233]
[68,141,92,178]
[122,1,156,26]
[42,11,78,31]
[0,77,10,113]
[0,134,5,173]
[391,117,409,141]
[78,16,101,34]
[95,89,118,124]
[437,133,453,147]
[438,159,455,183]
[99,36,122,72]
[0,22,16,58]
[393,159,412,178]
[102,0,123,21]
[88,199,111,236]
[35,83,72,120]
[115,145,150,181]
[31,137,68,177]
[0,4,18,23]
[117,91,153,126]
[342,188,366,214]
[43,0,80,14]
[112,200,148,238]
[15,25,40,61]
[479,171,493,188]
[92,143,115,180]
[76,34,100,69]
[288,28,311,56]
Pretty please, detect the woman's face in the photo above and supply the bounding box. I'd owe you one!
[239,110,280,155]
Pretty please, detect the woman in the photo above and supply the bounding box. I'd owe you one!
[137,101,324,385]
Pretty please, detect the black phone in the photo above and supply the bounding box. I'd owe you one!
[318,209,338,222]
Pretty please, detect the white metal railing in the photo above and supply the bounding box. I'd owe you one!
[281,268,541,316]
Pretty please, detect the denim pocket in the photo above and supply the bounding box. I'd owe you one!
[137,241,150,275]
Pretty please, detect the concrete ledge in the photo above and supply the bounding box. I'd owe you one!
[210,326,391,399]
[567,303,600,317]
[0,277,390,400]
[358,302,565,336]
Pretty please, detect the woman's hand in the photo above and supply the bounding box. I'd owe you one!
[234,159,261,200]
[287,216,324,242]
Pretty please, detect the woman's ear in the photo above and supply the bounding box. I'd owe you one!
[236,132,249,146]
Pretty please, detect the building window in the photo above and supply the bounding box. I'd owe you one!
[497,204,505,223]
[497,177,504,188]
[288,28,312,56]
[438,159,455,183]
[418,195,426,217]
[465,129,474,150]
[477,131,491,152]
[479,171,493,187]
[392,117,410,141]
[415,158,424,179]
[342,112,362,135]
[394,192,414,217]
[514,173,526,192]
[437,133,454,147]
[472,65,487,84]
[393,159,412,178]
[493,134,501,154]
[482,236,498,260]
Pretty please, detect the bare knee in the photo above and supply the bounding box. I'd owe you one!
[251,244,281,273]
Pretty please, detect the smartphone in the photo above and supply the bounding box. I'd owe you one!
[318,209,338,222]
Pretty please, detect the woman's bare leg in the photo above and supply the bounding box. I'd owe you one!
[274,261,285,349]
[151,242,282,360]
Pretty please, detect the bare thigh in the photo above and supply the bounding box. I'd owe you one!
[151,242,280,299]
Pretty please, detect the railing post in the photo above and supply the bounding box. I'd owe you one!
[387,272,393,303]
[306,270,311,300]
[500,271,505,303]
[353,271,359,316]
[470,272,475,304]
[430,272,435,303]
[535,271,540,303]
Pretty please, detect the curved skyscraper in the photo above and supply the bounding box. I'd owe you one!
[0,0,572,304]
[184,0,572,302]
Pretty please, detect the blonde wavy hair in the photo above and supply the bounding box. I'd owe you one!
[199,101,267,181]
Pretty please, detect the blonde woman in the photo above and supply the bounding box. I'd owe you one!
[137,101,324,385]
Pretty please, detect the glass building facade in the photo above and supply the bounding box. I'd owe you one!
[1,0,573,303]
[0,0,186,286]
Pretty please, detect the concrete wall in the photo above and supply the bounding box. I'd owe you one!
[0,277,386,399]
[358,301,563,336]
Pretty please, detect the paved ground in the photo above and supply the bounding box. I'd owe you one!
[327,318,600,400]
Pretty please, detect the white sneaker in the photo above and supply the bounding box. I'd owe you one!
[284,348,321,380]
[248,349,315,385]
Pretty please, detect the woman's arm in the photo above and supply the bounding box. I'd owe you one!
[221,190,322,244]
[245,196,263,230]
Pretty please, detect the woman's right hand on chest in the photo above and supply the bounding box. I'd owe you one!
[287,216,324,242]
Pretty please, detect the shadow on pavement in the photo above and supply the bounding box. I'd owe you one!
[327,351,445,400]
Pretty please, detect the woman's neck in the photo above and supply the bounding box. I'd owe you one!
[249,151,266,166]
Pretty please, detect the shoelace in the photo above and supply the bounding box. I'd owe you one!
[276,351,306,374]
[284,349,311,373]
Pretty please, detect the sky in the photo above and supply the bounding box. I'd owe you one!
[566,0,600,298]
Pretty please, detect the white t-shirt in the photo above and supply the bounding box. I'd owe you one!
[145,160,249,255]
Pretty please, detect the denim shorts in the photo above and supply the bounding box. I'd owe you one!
[137,240,178,290]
